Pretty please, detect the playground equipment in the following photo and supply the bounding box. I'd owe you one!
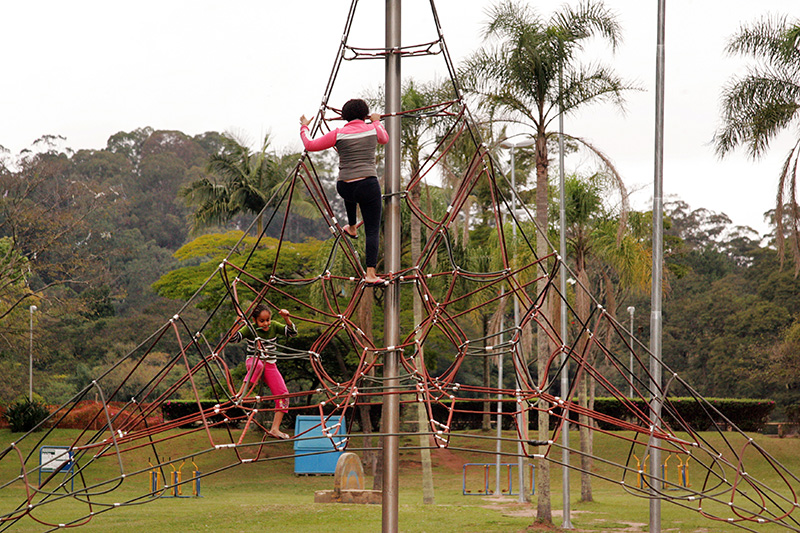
[148,458,202,498]
[293,415,347,475]
[663,454,690,490]
[462,463,535,497]
[1,1,799,531]
[632,454,690,490]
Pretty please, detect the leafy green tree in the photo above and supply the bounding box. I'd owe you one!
[103,128,207,250]
[153,231,325,336]
[0,141,132,402]
[0,145,116,319]
[400,79,450,505]
[558,173,650,501]
[660,201,798,404]
[181,134,318,238]
[460,0,632,521]
[106,127,154,164]
[714,14,800,270]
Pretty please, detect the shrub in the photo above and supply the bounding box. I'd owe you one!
[51,401,164,430]
[4,399,51,433]
[162,400,245,428]
[785,404,800,426]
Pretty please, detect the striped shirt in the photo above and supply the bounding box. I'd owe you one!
[300,119,389,181]
[231,321,298,364]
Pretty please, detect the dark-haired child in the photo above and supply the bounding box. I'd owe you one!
[299,98,389,285]
[231,304,297,439]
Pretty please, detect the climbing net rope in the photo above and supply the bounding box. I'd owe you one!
[1,1,799,531]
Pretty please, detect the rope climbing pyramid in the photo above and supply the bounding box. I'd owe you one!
[1,0,798,531]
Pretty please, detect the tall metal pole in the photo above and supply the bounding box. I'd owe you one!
[627,306,635,398]
[509,146,526,503]
[649,0,666,531]
[495,296,504,496]
[499,138,536,502]
[29,305,37,402]
[558,81,572,529]
[382,0,401,531]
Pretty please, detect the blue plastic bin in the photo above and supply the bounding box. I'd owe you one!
[293,415,347,475]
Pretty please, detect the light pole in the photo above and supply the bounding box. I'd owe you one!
[499,136,535,502]
[627,306,635,398]
[494,293,504,496]
[557,56,573,528]
[650,0,667,530]
[29,304,37,402]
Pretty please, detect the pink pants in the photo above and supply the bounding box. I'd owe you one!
[244,358,289,413]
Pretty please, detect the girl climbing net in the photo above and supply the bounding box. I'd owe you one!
[300,98,389,286]
[230,304,297,440]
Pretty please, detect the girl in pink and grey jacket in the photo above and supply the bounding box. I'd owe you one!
[300,99,388,285]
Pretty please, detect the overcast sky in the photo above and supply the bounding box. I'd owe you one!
[2,0,795,236]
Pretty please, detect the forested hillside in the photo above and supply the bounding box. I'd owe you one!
[1,129,798,419]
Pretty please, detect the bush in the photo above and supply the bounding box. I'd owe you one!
[51,401,164,430]
[161,396,777,434]
[4,399,51,432]
[399,397,775,433]
[785,404,800,425]
[162,400,245,428]
[589,397,774,432]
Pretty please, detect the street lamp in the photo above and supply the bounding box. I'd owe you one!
[498,137,537,224]
[498,136,536,503]
[627,306,635,397]
[29,304,37,402]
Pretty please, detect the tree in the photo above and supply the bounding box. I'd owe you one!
[400,79,445,505]
[460,0,632,522]
[181,133,278,235]
[660,201,798,405]
[106,127,154,165]
[0,141,125,402]
[559,173,650,501]
[0,144,116,322]
[714,14,800,271]
[181,134,318,239]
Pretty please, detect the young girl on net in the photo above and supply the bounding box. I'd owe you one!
[231,304,297,439]
[300,98,389,285]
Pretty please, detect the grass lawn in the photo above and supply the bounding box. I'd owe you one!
[0,427,797,532]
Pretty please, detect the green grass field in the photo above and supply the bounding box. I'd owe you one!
[0,427,797,532]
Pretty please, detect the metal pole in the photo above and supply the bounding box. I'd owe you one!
[558,81,572,529]
[509,147,526,503]
[495,293,504,496]
[649,0,666,531]
[627,306,635,398]
[382,0,401,531]
[29,305,37,402]
[499,138,537,501]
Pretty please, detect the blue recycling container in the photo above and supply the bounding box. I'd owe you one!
[293,415,347,475]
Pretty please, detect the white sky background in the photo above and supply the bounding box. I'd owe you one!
[1,0,796,236]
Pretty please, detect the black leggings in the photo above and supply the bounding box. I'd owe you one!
[336,177,382,269]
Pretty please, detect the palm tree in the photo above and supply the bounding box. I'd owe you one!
[560,173,650,502]
[182,133,318,237]
[714,14,800,272]
[460,0,632,522]
[401,79,443,505]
